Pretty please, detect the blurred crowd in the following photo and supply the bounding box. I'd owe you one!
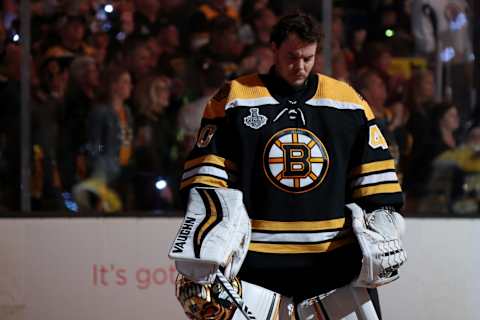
[0,0,478,215]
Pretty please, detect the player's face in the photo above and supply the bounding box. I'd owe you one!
[272,33,317,87]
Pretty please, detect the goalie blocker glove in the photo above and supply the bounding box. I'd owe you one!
[347,203,407,288]
[168,188,251,284]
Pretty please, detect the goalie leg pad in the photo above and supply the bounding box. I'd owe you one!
[231,281,294,320]
[296,285,379,320]
[169,188,251,284]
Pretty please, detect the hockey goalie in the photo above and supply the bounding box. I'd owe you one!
[168,11,407,320]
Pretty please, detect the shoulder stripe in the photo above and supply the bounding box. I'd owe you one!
[203,74,277,118]
[305,98,364,111]
[225,97,279,110]
[311,74,375,120]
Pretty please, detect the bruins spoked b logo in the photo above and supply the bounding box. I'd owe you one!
[263,128,329,193]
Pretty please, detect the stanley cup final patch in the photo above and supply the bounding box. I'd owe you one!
[244,108,268,129]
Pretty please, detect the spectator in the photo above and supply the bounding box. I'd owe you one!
[133,0,161,36]
[133,75,181,210]
[45,15,95,59]
[189,0,240,31]
[332,52,350,82]
[74,65,135,212]
[145,33,163,70]
[156,23,186,74]
[177,62,226,154]
[404,68,435,114]
[122,36,155,82]
[31,55,70,210]
[435,125,480,215]
[156,0,195,52]
[157,23,181,57]
[403,69,435,172]
[345,26,368,70]
[60,56,100,191]
[354,68,406,166]
[249,7,278,45]
[238,44,274,75]
[331,8,346,57]
[91,31,110,67]
[196,16,245,79]
[360,42,406,104]
[428,103,461,161]
[118,2,136,38]
[240,0,270,21]
[104,2,136,62]
[403,102,460,211]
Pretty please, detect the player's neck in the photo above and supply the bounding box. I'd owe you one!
[270,66,310,93]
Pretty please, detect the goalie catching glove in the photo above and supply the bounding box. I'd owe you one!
[347,203,407,288]
[169,188,251,284]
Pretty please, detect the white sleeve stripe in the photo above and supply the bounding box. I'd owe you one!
[351,172,399,187]
[225,97,280,110]
[305,98,364,110]
[182,166,229,181]
[251,230,350,243]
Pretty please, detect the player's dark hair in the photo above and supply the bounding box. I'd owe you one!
[270,12,321,47]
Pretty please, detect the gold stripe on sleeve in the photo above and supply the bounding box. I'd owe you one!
[184,155,237,171]
[180,175,228,190]
[350,159,396,176]
[352,183,402,198]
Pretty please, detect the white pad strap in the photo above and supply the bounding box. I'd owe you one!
[231,281,292,320]
[297,285,379,320]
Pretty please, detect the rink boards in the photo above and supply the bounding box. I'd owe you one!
[0,217,479,320]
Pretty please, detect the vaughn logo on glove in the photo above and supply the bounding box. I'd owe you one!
[171,216,196,254]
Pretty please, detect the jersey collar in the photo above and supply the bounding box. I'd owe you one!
[260,66,318,103]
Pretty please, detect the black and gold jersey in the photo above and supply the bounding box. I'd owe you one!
[180,70,403,299]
